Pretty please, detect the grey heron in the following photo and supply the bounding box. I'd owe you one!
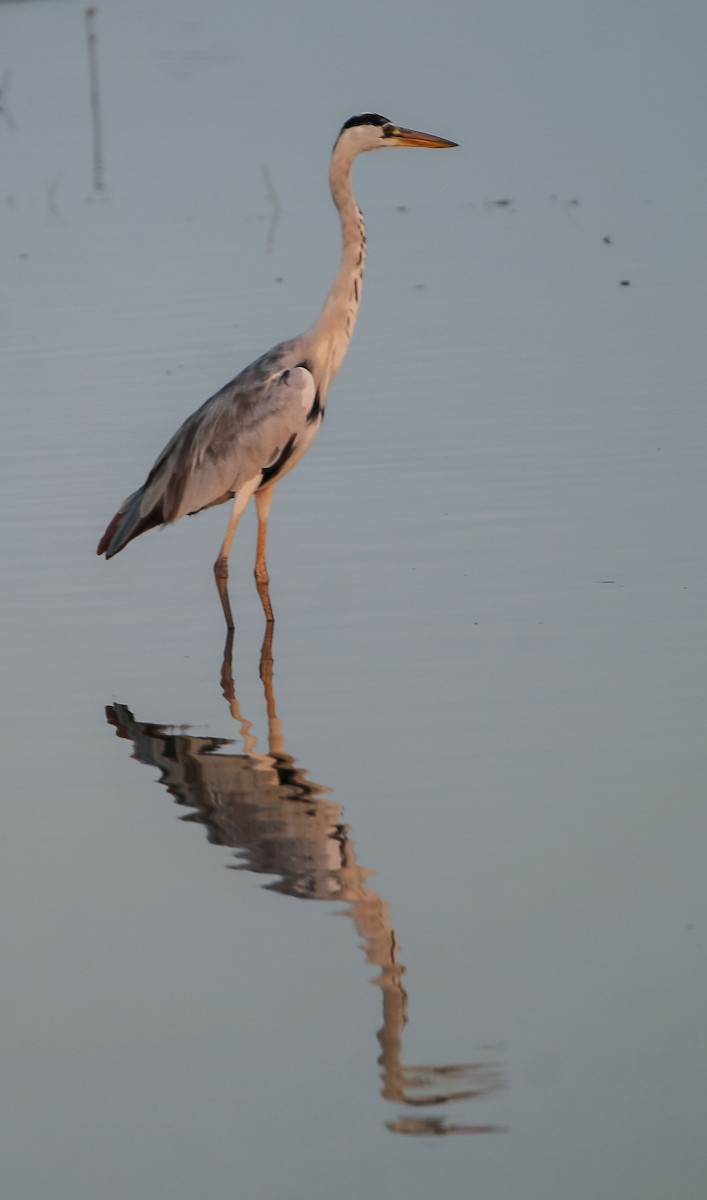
[97,114,458,627]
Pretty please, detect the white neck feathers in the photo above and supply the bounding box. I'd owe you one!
[308,140,367,389]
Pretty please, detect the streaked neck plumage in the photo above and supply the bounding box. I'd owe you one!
[307,138,366,393]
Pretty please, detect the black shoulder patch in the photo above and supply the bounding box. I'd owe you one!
[306,390,323,425]
[259,433,297,488]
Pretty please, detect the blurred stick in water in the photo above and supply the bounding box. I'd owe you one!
[261,164,281,254]
[45,176,64,224]
[85,8,106,194]
[0,67,15,130]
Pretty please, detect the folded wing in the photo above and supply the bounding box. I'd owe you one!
[98,353,319,559]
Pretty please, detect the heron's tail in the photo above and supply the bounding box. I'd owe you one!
[97,486,165,558]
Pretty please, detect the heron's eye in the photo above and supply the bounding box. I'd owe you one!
[382,123,397,138]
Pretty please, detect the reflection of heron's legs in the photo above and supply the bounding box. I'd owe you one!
[254,487,275,623]
[219,628,260,757]
[220,629,237,705]
[220,624,280,759]
[258,622,275,711]
[257,621,287,758]
[213,480,259,630]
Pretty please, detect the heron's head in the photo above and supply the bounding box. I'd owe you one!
[335,113,458,155]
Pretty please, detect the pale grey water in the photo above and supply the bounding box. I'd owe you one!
[2,1,707,1197]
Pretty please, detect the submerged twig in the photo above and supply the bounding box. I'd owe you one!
[0,67,16,130]
[45,176,65,223]
[261,164,281,254]
[85,8,106,194]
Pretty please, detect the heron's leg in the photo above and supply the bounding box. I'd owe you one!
[213,481,258,629]
[254,486,276,622]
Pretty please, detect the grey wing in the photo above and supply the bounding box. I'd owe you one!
[171,362,318,518]
[98,359,319,558]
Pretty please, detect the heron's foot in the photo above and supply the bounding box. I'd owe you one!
[213,556,235,629]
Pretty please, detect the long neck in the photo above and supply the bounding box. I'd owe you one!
[308,143,366,389]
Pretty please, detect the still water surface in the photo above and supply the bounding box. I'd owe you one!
[2,2,707,1197]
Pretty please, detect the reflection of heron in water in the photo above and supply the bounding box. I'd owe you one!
[106,629,504,1136]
